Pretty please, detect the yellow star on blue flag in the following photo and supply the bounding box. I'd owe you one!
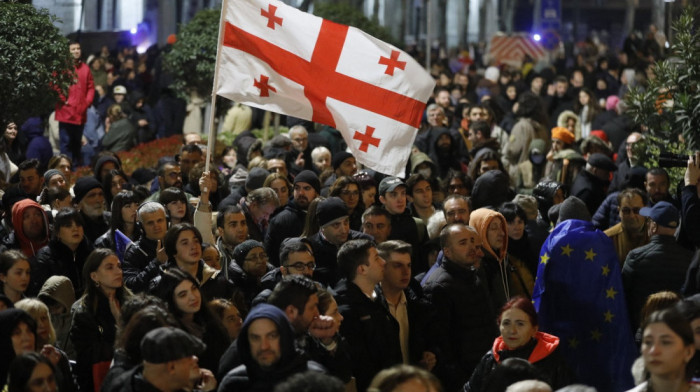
[585,248,597,261]
[532,219,636,392]
[540,252,550,265]
[561,244,573,256]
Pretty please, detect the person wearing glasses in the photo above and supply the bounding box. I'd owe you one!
[604,188,650,267]
[261,238,316,291]
[228,239,273,308]
[329,176,364,231]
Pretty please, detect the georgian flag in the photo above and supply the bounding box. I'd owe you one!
[216,0,435,177]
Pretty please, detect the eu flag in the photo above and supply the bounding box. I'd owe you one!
[533,219,636,392]
[114,229,133,263]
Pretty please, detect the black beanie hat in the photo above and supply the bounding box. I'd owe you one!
[233,239,264,267]
[74,177,103,204]
[317,197,348,226]
[332,151,354,171]
[294,170,320,194]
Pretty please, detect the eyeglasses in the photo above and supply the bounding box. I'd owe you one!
[244,253,268,263]
[620,207,642,215]
[341,190,360,197]
[287,262,316,271]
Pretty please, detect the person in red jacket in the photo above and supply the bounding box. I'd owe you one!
[55,42,94,166]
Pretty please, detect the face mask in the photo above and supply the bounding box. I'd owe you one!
[418,168,432,178]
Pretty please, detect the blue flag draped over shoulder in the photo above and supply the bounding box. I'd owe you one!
[114,229,133,263]
[533,219,637,392]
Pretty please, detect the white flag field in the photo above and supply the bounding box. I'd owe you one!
[215,0,435,177]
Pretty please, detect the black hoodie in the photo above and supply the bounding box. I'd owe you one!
[218,304,323,392]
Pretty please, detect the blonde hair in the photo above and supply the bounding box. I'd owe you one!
[15,298,56,345]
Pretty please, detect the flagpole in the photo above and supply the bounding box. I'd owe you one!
[204,0,230,177]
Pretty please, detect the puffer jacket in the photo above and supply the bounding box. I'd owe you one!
[464,332,574,392]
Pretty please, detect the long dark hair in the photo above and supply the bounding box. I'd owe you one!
[80,248,130,313]
[7,352,55,392]
[110,190,141,242]
[102,169,130,207]
[158,187,193,224]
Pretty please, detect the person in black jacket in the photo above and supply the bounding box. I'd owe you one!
[228,240,274,309]
[569,153,617,216]
[219,303,325,392]
[623,202,694,329]
[30,208,93,298]
[265,170,319,266]
[376,240,438,370]
[334,239,403,392]
[422,223,498,392]
[106,326,217,392]
[122,201,168,293]
[464,297,573,392]
[70,248,132,392]
[378,177,428,275]
[307,197,372,287]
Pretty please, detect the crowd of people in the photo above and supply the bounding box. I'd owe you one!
[1,21,700,392]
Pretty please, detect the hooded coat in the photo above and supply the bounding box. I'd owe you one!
[21,118,53,171]
[8,199,49,258]
[470,170,514,211]
[218,304,323,392]
[38,276,76,358]
[469,208,534,312]
[464,332,573,392]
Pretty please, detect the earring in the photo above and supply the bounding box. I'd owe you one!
[94,280,100,288]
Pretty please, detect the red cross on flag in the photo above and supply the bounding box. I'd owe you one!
[215,0,435,177]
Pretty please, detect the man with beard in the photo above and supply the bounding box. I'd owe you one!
[321,152,357,196]
[645,168,673,205]
[428,127,463,178]
[146,159,193,202]
[265,170,319,266]
[219,304,324,391]
[73,177,111,243]
[308,197,372,286]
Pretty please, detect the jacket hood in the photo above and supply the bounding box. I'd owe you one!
[20,118,44,139]
[492,331,560,364]
[11,199,49,257]
[237,303,297,371]
[470,170,514,210]
[469,208,508,260]
[409,152,437,173]
[38,275,76,312]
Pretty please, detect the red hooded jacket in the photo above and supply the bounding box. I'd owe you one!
[11,199,49,257]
